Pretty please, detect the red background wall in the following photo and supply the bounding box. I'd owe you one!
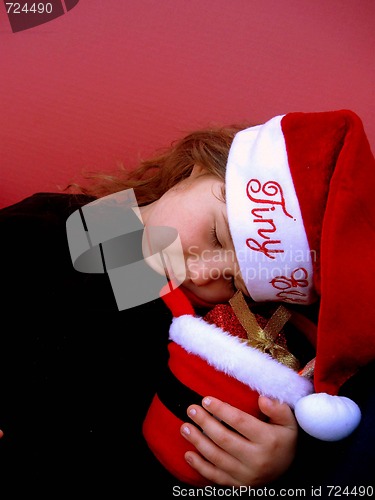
[1,0,374,208]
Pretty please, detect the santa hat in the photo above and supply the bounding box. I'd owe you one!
[143,284,314,486]
[226,109,375,441]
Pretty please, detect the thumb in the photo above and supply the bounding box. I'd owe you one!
[258,396,298,429]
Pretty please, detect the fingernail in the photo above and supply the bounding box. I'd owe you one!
[203,397,211,406]
[182,425,191,436]
[262,396,274,405]
[188,408,197,417]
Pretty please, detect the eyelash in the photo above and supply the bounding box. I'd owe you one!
[210,226,237,292]
[210,226,222,248]
[229,277,237,292]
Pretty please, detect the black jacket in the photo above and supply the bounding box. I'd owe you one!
[0,193,179,495]
[1,193,374,497]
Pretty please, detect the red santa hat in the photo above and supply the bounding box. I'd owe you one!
[143,284,314,486]
[225,109,375,441]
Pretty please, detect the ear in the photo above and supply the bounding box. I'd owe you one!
[190,164,205,178]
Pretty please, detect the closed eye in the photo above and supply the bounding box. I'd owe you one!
[211,226,237,293]
[210,225,222,248]
[229,276,237,293]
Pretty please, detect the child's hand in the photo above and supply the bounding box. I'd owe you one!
[180,395,298,487]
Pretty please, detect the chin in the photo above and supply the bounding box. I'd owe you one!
[179,286,218,309]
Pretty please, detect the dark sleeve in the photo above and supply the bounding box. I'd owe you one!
[0,192,116,313]
[0,193,183,494]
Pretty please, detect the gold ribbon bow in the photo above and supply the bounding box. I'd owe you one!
[229,291,300,371]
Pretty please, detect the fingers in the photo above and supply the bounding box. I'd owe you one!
[181,396,262,461]
[182,396,297,445]
[179,396,299,487]
[181,402,246,459]
[258,396,298,430]
[180,423,238,486]
[187,396,270,443]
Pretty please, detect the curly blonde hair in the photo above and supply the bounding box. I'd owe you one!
[67,125,249,204]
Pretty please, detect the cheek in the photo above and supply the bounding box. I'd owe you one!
[145,213,190,253]
[156,193,189,226]
[180,222,208,252]
[146,203,178,230]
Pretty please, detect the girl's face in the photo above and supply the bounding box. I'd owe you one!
[140,166,248,307]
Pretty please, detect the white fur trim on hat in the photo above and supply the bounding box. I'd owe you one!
[225,115,316,304]
[295,393,361,441]
[169,314,314,407]
[170,314,362,442]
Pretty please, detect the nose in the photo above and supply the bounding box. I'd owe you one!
[186,254,230,287]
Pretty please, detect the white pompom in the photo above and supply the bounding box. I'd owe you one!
[294,393,361,441]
